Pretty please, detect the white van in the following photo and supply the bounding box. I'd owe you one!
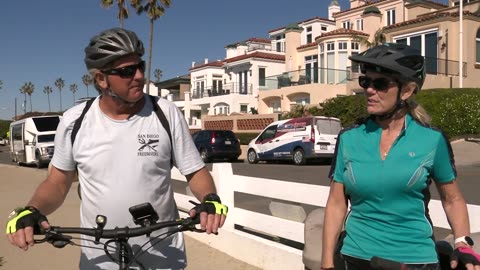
[247,116,342,165]
[9,115,61,168]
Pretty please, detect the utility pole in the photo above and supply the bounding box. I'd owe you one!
[14,97,17,120]
[459,0,463,88]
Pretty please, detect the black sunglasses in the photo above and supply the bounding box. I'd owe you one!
[102,61,146,78]
[358,75,396,91]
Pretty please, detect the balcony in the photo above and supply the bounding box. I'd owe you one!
[348,56,467,81]
[263,68,350,90]
[191,83,253,99]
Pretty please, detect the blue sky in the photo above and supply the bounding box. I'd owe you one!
[0,0,447,120]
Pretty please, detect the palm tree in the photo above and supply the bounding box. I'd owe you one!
[69,84,78,105]
[26,82,35,112]
[101,0,130,28]
[19,84,27,114]
[20,82,34,113]
[352,28,386,49]
[55,78,65,111]
[154,68,163,82]
[131,0,171,94]
[82,74,93,97]
[43,86,53,112]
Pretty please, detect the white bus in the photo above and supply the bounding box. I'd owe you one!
[9,115,61,168]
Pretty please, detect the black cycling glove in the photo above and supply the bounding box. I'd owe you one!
[451,246,480,267]
[192,193,228,216]
[5,206,47,234]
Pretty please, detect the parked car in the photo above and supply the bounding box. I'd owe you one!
[191,130,241,163]
[247,116,342,165]
[0,137,5,146]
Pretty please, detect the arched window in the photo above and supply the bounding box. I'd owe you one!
[476,29,480,64]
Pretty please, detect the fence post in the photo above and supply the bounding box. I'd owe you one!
[211,163,235,230]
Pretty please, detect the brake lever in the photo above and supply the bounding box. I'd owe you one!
[187,200,219,235]
[34,229,73,248]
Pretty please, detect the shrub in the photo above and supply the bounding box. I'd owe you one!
[319,95,368,127]
[415,89,480,138]
[236,132,260,145]
[314,88,480,139]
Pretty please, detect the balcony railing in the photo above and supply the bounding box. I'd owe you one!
[425,56,467,77]
[191,83,253,99]
[348,56,467,81]
[263,68,350,90]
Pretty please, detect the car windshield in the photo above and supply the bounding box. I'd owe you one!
[316,119,342,135]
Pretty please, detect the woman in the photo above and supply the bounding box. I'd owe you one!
[320,43,480,270]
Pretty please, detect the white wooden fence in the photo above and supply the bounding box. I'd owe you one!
[172,163,480,270]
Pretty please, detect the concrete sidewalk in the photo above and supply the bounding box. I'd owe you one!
[1,139,478,269]
[0,164,259,270]
[451,138,480,167]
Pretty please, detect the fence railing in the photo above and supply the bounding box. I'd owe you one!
[171,163,480,270]
[191,83,253,99]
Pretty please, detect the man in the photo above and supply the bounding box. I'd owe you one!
[6,27,227,269]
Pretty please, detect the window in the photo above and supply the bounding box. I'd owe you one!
[32,116,60,132]
[386,9,396,26]
[476,29,480,64]
[212,78,222,93]
[342,21,352,29]
[338,41,348,50]
[306,26,312,43]
[259,67,266,86]
[258,125,277,142]
[394,30,438,74]
[356,19,363,31]
[271,100,281,113]
[275,34,285,52]
[321,25,327,31]
[240,104,248,113]
[351,42,359,50]
[454,0,473,6]
[305,55,318,83]
[213,103,230,115]
[327,42,335,84]
[327,42,335,51]
[295,96,310,105]
[351,42,361,74]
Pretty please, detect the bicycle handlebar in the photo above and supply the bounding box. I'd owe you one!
[34,216,200,246]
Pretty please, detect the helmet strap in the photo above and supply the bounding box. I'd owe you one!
[104,77,141,108]
[374,82,406,121]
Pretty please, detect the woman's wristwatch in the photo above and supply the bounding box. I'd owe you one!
[455,236,474,247]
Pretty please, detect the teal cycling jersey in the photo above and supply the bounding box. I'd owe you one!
[330,113,456,264]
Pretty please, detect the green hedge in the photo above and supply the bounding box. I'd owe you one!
[236,132,260,145]
[0,120,11,138]
[312,88,480,139]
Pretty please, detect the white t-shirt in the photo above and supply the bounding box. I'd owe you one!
[51,95,204,270]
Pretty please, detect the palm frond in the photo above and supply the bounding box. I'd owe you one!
[100,0,114,8]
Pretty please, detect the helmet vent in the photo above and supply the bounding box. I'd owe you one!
[396,56,424,70]
[99,44,121,53]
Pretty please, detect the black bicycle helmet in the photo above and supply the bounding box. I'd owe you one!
[84,27,145,70]
[349,43,426,89]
